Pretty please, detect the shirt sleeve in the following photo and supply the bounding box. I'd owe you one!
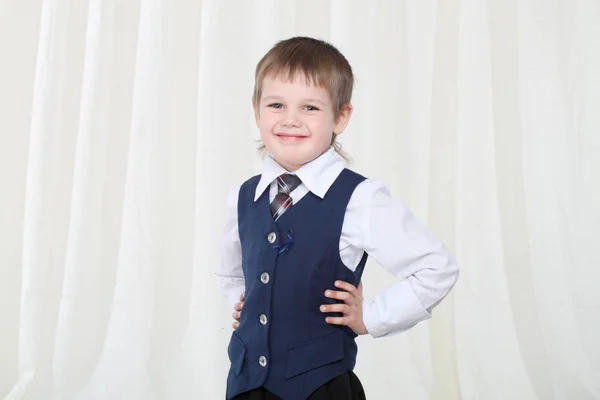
[344,179,460,338]
[215,185,245,312]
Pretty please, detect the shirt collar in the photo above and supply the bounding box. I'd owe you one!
[254,147,346,201]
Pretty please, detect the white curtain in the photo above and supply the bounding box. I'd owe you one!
[1,0,599,399]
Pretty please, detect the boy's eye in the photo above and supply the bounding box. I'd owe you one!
[267,103,283,109]
[304,105,320,111]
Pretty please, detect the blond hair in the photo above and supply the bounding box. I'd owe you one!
[253,37,354,160]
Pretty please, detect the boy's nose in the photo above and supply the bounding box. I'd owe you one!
[281,111,301,128]
[282,119,300,128]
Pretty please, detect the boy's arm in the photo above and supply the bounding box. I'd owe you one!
[346,180,459,338]
[215,186,245,312]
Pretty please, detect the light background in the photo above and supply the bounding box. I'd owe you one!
[1,0,599,399]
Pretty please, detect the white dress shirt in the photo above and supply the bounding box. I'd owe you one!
[216,147,459,338]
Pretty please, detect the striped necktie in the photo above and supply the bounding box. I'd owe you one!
[270,174,302,221]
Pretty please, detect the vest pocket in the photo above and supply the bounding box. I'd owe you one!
[228,332,247,376]
[285,330,345,379]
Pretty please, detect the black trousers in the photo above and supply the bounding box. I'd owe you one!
[229,371,366,400]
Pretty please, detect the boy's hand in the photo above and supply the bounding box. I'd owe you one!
[321,281,368,335]
[232,292,244,329]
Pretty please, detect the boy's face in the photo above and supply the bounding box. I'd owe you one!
[254,74,352,172]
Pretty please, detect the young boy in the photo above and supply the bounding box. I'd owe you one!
[216,36,459,400]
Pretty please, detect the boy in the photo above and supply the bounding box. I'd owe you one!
[216,36,459,400]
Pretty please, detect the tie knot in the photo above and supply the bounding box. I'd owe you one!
[276,174,302,195]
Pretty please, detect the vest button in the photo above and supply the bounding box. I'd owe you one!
[260,272,270,284]
[267,232,277,244]
[259,355,267,367]
[259,314,267,325]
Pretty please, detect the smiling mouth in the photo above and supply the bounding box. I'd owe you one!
[275,134,307,142]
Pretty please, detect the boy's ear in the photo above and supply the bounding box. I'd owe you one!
[253,101,260,127]
[333,104,353,135]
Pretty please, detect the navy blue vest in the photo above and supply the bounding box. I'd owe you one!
[225,169,369,400]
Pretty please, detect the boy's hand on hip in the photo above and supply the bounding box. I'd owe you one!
[232,292,244,329]
[321,281,368,335]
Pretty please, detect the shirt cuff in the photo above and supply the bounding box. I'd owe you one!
[219,278,245,312]
[362,279,432,338]
[227,289,245,312]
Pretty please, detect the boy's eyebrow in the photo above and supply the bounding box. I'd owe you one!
[262,95,283,103]
[262,95,328,106]
[303,98,327,106]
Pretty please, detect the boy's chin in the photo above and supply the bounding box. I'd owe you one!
[270,150,314,171]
